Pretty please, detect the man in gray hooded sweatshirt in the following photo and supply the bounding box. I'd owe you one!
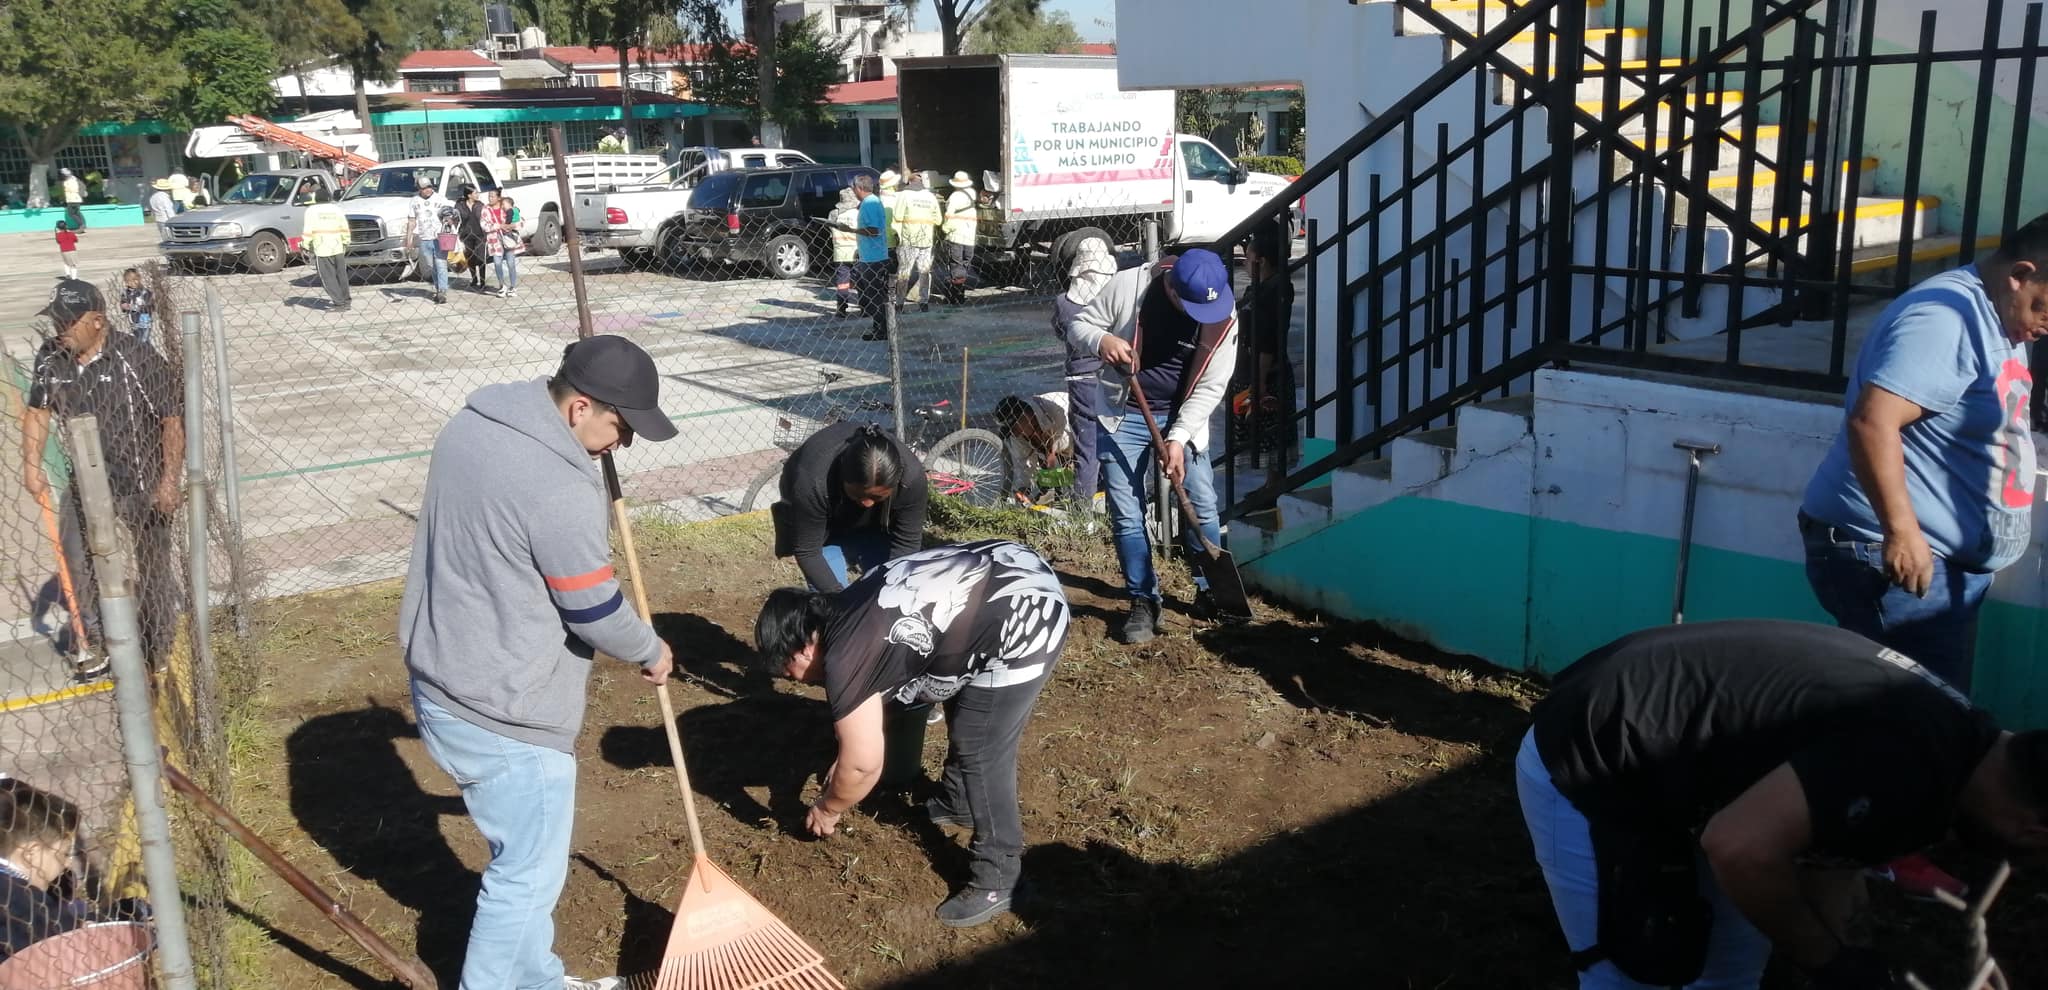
[401,334,678,990]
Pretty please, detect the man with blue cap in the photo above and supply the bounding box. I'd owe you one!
[1067,247,1239,643]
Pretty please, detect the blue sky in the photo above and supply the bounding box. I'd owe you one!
[892,1,1117,42]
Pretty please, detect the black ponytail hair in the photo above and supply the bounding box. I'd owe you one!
[754,587,840,671]
[835,425,904,491]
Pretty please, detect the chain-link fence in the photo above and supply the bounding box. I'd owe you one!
[0,275,233,987]
[1,153,1267,984]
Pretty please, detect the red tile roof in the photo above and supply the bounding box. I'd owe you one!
[825,78,898,105]
[542,45,719,68]
[1064,43,1117,55]
[399,49,500,71]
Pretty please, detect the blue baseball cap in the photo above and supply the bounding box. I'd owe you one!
[1167,249,1235,323]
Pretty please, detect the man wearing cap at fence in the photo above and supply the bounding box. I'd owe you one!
[20,279,184,680]
[402,334,676,990]
[941,171,980,305]
[1067,248,1238,644]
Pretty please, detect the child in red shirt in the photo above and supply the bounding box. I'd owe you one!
[54,222,78,279]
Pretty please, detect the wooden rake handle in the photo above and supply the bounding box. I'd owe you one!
[1123,374,1224,559]
[161,761,439,990]
[602,454,709,864]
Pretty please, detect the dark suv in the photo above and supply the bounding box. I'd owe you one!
[671,164,879,279]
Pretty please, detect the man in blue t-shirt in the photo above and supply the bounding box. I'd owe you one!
[854,174,892,342]
[1800,214,2048,696]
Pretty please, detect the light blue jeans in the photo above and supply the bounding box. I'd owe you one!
[418,241,450,294]
[814,526,889,591]
[495,252,519,291]
[1099,412,1221,600]
[1515,730,1773,989]
[413,689,577,990]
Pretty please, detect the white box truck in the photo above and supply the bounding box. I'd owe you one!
[896,54,1293,280]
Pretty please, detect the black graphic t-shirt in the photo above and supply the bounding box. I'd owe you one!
[1532,620,1999,865]
[822,540,1070,721]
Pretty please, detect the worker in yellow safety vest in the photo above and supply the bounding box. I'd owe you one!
[941,171,980,305]
[893,172,942,312]
[828,186,863,318]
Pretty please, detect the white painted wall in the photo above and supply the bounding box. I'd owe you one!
[1872,0,2048,124]
[273,64,403,99]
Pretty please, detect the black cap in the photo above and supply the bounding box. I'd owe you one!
[38,279,105,328]
[560,335,678,442]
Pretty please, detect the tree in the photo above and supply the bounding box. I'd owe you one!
[1177,87,1243,144]
[694,15,850,139]
[515,0,586,45]
[964,0,1081,55]
[0,0,185,206]
[927,0,996,56]
[263,0,366,114]
[336,0,427,137]
[166,0,279,131]
[417,0,486,48]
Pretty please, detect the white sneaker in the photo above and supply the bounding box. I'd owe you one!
[564,978,622,990]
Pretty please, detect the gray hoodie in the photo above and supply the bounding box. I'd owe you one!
[401,379,662,753]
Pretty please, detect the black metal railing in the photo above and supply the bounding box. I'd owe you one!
[1213,0,2048,522]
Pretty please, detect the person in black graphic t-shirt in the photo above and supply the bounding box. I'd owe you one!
[1519,620,2048,990]
[20,280,184,679]
[755,539,1069,929]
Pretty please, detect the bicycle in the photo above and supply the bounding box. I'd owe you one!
[741,370,1009,512]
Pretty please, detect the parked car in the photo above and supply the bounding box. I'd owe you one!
[575,146,817,267]
[339,156,567,281]
[667,164,878,279]
[157,170,341,274]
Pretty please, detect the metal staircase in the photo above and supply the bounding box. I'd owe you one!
[1214,0,2048,522]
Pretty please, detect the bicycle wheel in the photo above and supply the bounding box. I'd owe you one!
[922,429,1008,509]
[742,460,785,514]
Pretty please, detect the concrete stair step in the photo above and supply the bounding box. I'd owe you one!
[1437,26,1647,64]
[1843,233,2001,280]
[1574,90,1746,125]
[1620,120,1816,171]
[1333,458,1396,516]
[1767,195,1942,250]
[1503,56,1692,103]
[1389,0,1610,36]
[1456,393,1536,461]
[1277,485,1337,529]
[1392,426,1461,488]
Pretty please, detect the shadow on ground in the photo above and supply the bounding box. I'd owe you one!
[285,698,471,987]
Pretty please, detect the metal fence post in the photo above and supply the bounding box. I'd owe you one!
[181,313,212,666]
[1143,217,1161,262]
[67,415,199,990]
[887,299,906,438]
[201,284,248,636]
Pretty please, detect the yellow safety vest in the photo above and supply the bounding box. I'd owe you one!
[944,190,978,246]
[303,202,352,257]
[830,205,860,263]
[879,190,901,249]
[895,190,941,249]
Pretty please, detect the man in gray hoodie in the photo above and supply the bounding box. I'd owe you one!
[401,334,678,990]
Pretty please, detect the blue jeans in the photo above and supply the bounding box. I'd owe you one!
[418,241,450,294]
[412,689,578,990]
[814,526,890,591]
[1099,412,1221,601]
[130,313,151,346]
[494,253,518,290]
[1798,514,1991,693]
[1516,731,1772,989]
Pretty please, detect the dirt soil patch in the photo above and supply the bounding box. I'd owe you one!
[218,511,2046,989]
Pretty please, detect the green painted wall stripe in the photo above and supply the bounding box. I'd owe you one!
[370,105,712,126]
[1244,493,2048,728]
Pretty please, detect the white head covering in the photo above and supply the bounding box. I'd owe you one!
[949,171,975,190]
[878,169,900,191]
[1062,240,1119,306]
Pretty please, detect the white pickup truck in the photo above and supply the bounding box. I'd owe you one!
[341,156,568,279]
[575,146,816,266]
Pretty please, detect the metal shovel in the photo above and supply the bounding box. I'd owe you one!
[1126,374,1255,623]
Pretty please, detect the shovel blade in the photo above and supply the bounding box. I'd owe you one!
[1194,546,1255,623]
